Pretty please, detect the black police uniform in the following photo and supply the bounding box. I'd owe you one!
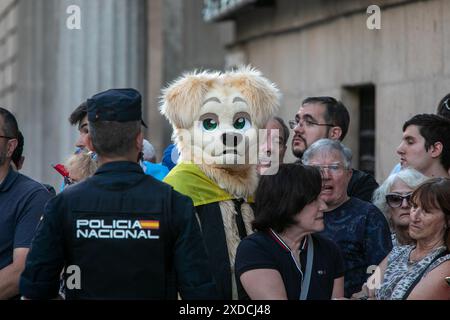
[20,161,216,299]
[19,88,217,299]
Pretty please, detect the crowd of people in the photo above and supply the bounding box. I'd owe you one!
[0,85,449,300]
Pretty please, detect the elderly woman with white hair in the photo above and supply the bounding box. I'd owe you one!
[372,168,429,247]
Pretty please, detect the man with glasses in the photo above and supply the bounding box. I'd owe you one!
[0,107,52,299]
[290,96,378,202]
[303,139,391,298]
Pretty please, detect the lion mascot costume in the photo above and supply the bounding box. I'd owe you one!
[160,66,280,299]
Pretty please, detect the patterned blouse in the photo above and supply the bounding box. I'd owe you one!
[375,245,450,300]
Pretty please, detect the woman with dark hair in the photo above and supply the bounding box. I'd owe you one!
[354,177,450,300]
[235,163,345,300]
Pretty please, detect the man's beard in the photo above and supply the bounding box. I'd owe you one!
[292,147,304,159]
[292,134,307,159]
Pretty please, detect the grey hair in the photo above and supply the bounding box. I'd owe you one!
[302,138,352,169]
[372,167,429,230]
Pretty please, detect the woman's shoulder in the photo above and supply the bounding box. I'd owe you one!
[238,231,274,251]
[235,231,281,274]
[410,257,450,300]
[425,252,450,276]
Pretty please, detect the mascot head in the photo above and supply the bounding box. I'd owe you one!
[160,66,281,170]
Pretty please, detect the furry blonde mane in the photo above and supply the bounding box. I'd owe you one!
[160,66,281,130]
[160,66,281,196]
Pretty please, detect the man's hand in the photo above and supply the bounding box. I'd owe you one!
[0,248,29,299]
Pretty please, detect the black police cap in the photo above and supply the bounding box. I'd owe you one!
[87,88,147,127]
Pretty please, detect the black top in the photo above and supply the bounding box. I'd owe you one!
[235,231,345,300]
[196,202,233,299]
[347,169,379,202]
[20,161,216,300]
[319,197,392,298]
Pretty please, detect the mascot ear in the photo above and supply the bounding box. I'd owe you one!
[160,71,218,129]
[223,66,281,128]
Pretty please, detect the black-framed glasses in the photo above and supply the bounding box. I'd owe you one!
[386,192,412,208]
[0,135,14,140]
[288,118,334,129]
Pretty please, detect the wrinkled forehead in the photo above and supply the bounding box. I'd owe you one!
[308,149,344,164]
[390,177,413,193]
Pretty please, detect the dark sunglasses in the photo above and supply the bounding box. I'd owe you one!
[386,192,412,208]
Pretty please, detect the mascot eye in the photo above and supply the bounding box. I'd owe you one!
[202,119,218,131]
[233,117,251,130]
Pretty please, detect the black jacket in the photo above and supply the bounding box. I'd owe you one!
[20,161,217,300]
[347,169,379,202]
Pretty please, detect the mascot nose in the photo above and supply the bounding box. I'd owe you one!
[222,133,243,147]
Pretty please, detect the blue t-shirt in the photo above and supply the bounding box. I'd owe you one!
[235,231,345,300]
[319,197,392,298]
[143,161,169,181]
[0,167,52,269]
[390,163,402,175]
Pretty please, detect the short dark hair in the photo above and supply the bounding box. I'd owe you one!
[252,163,322,233]
[302,96,350,140]
[12,130,24,167]
[437,93,450,119]
[0,107,19,138]
[271,116,290,146]
[69,102,88,126]
[410,177,450,247]
[403,114,450,171]
[89,120,141,157]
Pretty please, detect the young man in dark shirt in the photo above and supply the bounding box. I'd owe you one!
[290,96,378,202]
[0,108,52,299]
[396,114,450,178]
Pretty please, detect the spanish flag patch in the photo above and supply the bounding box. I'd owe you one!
[139,220,160,230]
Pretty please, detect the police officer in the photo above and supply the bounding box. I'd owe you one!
[20,88,217,299]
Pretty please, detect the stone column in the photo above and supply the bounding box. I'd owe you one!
[14,0,147,188]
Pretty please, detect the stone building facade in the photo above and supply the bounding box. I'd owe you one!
[0,0,230,188]
[1,0,447,186]
[205,0,450,181]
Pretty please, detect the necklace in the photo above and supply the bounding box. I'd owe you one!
[408,244,445,265]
